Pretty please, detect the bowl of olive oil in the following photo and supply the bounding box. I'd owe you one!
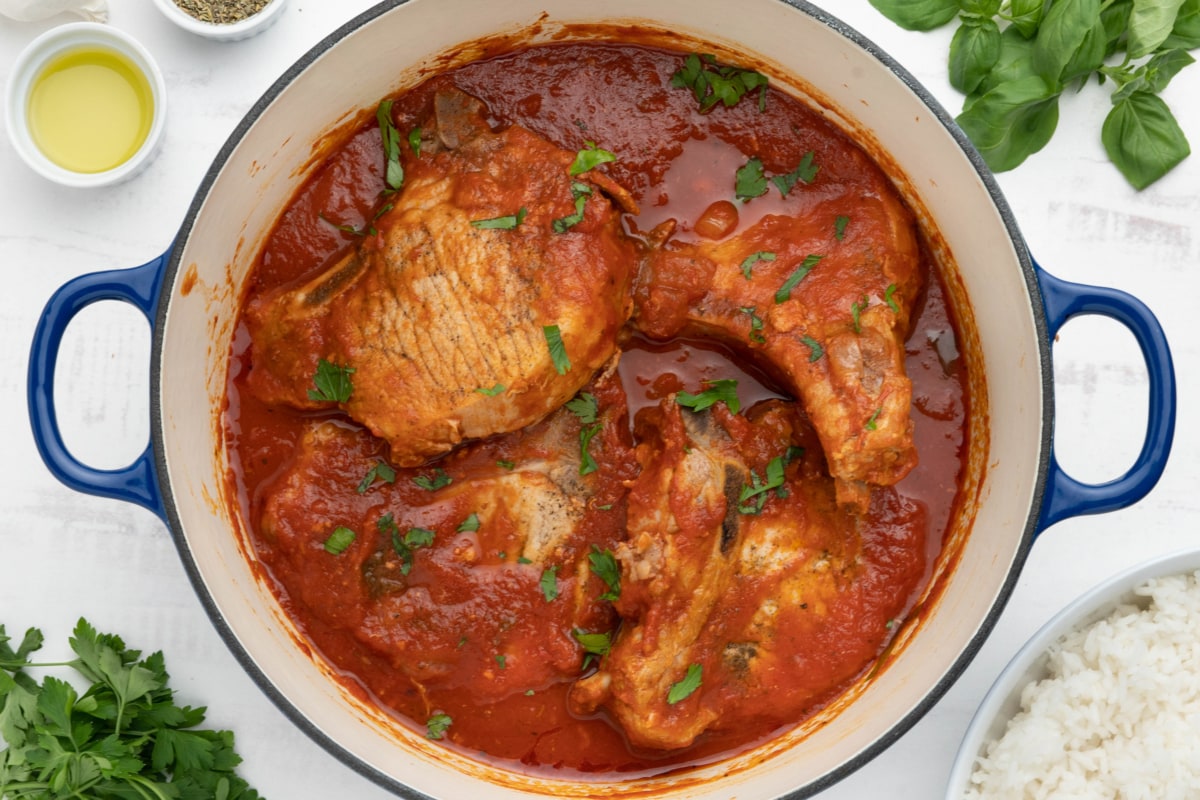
[5,23,165,187]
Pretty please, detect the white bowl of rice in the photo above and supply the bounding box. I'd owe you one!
[946,549,1200,799]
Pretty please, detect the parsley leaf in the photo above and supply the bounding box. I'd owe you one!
[775,254,824,303]
[457,513,481,533]
[569,141,617,175]
[0,619,262,800]
[667,663,703,704]
[413,468,452,491]
[738,456,786,515]
[407,126,422,157]
[735,157,769,201]
[802,335,825,362]
[852,295,870,333]
[740,306,767,344]
[307,358,355,403]
[426,713,452,740]
[670,53,769,113]
[866,408,883,431]
[885,283,900,313]
[543,325,571,374]
[676,379,741,415]
[566,393,599,424]
[323,526,356,554]
[770,151,819,196]
[835,214,850,240]
[475,383,506,396]
[588,546,621,602]
[384,520,434,575]
[357,461,396,494]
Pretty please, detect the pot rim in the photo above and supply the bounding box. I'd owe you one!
[148,1,1051,796]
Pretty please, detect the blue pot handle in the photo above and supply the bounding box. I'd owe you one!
[27,254,169,520]
[1035,260,1175,532]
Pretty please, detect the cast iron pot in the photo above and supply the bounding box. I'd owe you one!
[27,1,1176,797]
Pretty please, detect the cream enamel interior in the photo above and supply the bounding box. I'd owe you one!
[155,0,1043,796]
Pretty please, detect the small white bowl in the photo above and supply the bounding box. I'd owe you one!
[5,22,166,188]
[149,0,288,42]
[945,548,1200,799]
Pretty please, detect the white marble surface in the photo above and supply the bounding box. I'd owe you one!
[1,1,1197,797]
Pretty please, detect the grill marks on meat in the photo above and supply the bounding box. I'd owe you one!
[245,89,639,466]
[569,399,927,750]
[634,164,923,509]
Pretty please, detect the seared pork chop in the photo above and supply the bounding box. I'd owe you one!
[246,89,639,466]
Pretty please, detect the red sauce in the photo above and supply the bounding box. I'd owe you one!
[224,41,969,779]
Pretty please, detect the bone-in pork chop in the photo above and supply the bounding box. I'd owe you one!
[245,89,639,466]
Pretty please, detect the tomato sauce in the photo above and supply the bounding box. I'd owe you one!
[224,41,969,778]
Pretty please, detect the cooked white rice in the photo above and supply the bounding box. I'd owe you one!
[964,570,1200,800]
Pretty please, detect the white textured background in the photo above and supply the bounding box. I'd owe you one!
[1,1,1197,797]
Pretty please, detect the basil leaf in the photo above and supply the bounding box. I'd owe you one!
[774,254,823,303]
[1127,0,1187,57]
[1007,0,1046,38]
[1102,0,1135,54]
[573,629,612,656]
[588,546,621,601]
[356,461,396,494]
[770,151,819,196]
[867,0,959,31]
[1061,13,1108,84]
[956,76,1061,172]
[413,468,452,491]
[976,27,1041,95]
[376,99,404,192]
[949,17,1002,94]
[1102,91,1191,189]
[540,566,560,602]
[1163,0,1200,48]
[1031,0,1102,85]
[740,250,776,279]
[735,157,769,201]
[961,0,1001,14]
[835,215,850,240]
[1112,48,1195,103]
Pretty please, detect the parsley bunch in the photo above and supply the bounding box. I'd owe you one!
[0,619,263,800]
[870,0,1199,189]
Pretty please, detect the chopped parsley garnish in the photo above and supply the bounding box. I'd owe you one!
[740,306,766,344]
[566,392,599,424]
[323,526,356,555]
[475,383,506,396]
[381,517,434,575]
[573,629,613,670]
[771,151,819,196]
[357,461,396,494]
[376,99,404,193]
[540,566,560,602]
[676,379,741,415]
[569,141,617,176]
[457,513,480,533]
[517,556,533,565]
[739,456,786,515]
[852,295,870,333]
[470,206,528,230]
[588,545,621,601]
[670,52,768,113]
[835,214,850,240]
[413,468,452,491]
[735,157,769,201]
[775,254,824,303]
[543,324,571,374]
[802,335,825,362]
[552,181,593,233]
[866,408,883,431]
[667,663,703,705]
[407,126,422,157]
[885,283,900,313]
[495,654,507,669]
[426,713,452,740]
[740,250,776,280]
[567,392,602,475]
[497,459,516,470]
[307,358,355,403]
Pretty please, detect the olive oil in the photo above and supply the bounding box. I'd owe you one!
[27,47,154,174]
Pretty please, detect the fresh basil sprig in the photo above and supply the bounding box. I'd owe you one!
[869,0,1197,189]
